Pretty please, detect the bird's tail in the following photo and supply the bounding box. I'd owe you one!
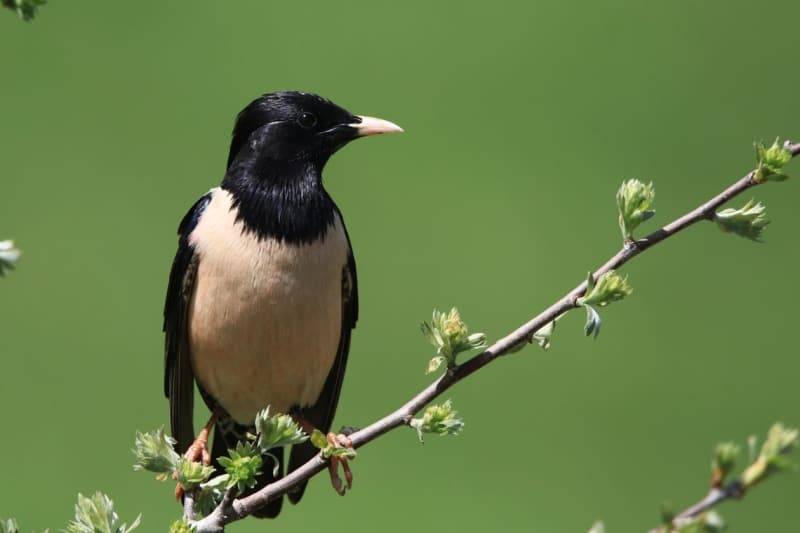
[211,421,285,519]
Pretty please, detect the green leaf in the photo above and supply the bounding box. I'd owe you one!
[254,407,308,451]
[310,429,328,450]
[741,423,798,487]
[195,474,230,517]
[578,271,632,339]
[616,179,656,240]
[168,519,195,533]
[510,315,562,354]
[754,138,793,182]
[421,308,487,371]
[175,458,215,490]
[309,429,356,459]
[132,428,180,476]
[0,240,21,277]
[426,355,446,374]
[63,492,141,533]
[583,304,602,339]
[532,319,556,350]
[579,270,633,308]
[217,441,263,492]
[711,442,740,486]
[325,445,357,460]
[760,423,798,458]
[409,400,465,443]
[714,200,769,241]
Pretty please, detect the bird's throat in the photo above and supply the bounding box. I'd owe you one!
[221,160,336,245]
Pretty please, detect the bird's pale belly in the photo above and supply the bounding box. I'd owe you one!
[187,189,348,424]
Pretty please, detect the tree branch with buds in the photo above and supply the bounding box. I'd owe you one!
[6,140,797,532]
[637,423,798,533]
[132,139,794,531]
[150,139,800,532]
[589,422,800,532]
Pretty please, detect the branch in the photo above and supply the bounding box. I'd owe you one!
[190,141,800,532]
[646,422,799,532]
[648,482,743,533]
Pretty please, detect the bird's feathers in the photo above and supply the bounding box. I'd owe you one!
[163,188,358,515]
[187,188,349,422]
[164,192,211,455]
[288,215,358,503]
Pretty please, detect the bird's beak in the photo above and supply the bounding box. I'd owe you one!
[349,115,404,137]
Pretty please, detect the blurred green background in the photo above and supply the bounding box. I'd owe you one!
[1,1,798,531]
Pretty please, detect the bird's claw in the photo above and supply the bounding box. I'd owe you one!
[174,419,214,501]
[183,438,213,466]
[327,432,354,496]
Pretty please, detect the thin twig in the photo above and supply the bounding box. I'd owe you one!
[648,480,744,532]
[182,491,196,522]
[192,141,800,532]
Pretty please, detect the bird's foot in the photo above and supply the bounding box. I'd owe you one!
[327,432,355,496]
[174,415,215,501]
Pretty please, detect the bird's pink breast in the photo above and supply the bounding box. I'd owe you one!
[187,188,347,424]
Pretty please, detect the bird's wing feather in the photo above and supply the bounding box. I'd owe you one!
[288,205,358,504]
[164,192,212,454]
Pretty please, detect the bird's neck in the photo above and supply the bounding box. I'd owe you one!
[221,158,337,245]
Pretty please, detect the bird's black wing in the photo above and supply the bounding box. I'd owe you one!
[288,207,358,504]
[164,192,211,455]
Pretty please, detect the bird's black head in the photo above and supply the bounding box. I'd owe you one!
[221,91,401,244]
[226,91,402,171]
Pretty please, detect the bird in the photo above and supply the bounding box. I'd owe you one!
[163,91,402,518]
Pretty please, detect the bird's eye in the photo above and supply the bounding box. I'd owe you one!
[297,112,318,129]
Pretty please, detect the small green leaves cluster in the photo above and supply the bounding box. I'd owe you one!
[195,474,231,517]
[706,424,797,491]
[218,442,263,492]
[175,457,215,491]
[617,179,655,240]
[310,429,357,459]
[0,240,20,276]
[754,138,792,183]
[64,492,140,533]
[579,270,632,307]
[510,317,560,354]
[741,423,798,488]
[0,519,19,533]
[169,519,195,533]
[711,442,740,487]
[132,407,310,520]
[409,400,464,442]
[577,271,632,338]
[132,427,214,490]
[255,407,308,451]
[1,0,46,21]
[531,320,556,350]
[132,428,180,480]
[421,308,486,374]
[714,200,769,241]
